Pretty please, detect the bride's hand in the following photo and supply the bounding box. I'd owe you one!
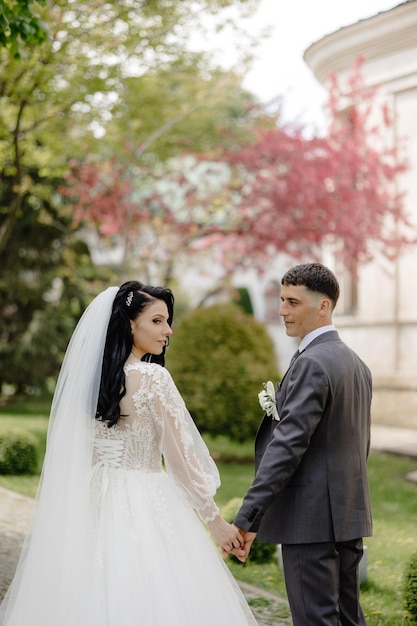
[206,516,245,557]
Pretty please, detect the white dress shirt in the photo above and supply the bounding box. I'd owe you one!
[298,325,336,354]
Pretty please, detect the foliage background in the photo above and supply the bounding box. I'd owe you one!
[166,302,280,441]
[0,0,263,394]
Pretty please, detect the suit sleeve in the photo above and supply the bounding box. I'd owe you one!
[234,357,329,532]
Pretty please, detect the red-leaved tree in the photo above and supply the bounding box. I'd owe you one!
[60,61,411,282]
[210,58,409,273]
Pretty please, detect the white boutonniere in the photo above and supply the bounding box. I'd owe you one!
[258,381,279,421]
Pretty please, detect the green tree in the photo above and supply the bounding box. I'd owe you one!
[0,168,114,392]
[0,0,48,57]
[166,303,279,442]
[1,0,263,257]
[0,0,263,393]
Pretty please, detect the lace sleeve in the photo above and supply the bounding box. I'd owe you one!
[151,366,220,523]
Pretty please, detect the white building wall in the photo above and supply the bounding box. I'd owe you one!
[304,0,417,426]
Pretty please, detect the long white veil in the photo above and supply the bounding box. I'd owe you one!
[0,286,119,625]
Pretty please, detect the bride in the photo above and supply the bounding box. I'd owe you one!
[0,281,258,625]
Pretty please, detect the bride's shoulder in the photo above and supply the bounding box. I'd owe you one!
[124,361,173,384]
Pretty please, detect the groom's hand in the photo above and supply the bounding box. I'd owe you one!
[207,516,244,556]
[221,528,256,563]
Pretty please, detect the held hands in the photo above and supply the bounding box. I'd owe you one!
[222,527,256,563]
[206,516,256,563]
[206,516,246,561]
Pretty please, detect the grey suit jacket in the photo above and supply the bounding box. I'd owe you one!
[234,331,373,544]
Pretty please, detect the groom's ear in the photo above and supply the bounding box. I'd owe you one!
[318,297,332,317]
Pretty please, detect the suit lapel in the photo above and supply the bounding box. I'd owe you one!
[278,349,301,389]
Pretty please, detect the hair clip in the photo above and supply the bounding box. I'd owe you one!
[126,291,133,307]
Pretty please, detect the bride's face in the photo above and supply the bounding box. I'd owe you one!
[130,299,173,360]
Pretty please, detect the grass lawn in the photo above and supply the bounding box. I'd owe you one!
[1,409,416,624]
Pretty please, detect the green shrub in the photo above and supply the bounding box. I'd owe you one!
[167,303,279,442]
[221,497,245,523]
[249,540,277,564]
[221,497,277,565]
[0,430,38,475]
[404,550,417,624]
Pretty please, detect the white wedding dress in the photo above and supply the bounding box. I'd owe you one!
[1,358,258,625]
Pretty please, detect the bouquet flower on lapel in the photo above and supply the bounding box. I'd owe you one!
[258,381,279,421]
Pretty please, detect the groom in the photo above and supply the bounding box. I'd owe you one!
[231,263,372,626]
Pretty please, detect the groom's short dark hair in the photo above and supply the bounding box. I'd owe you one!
[281,263,340,307]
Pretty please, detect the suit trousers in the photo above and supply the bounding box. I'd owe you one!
[281,538,366,626]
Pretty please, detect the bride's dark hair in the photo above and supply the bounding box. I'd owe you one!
[96,280,174,426]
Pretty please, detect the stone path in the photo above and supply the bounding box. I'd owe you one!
[238,581,292,625]
[0,488,34,602]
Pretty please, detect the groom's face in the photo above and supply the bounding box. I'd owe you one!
[279,284,328,339]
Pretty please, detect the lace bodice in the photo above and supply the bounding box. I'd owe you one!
[93,399,163,474]
[92,361,220,522]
